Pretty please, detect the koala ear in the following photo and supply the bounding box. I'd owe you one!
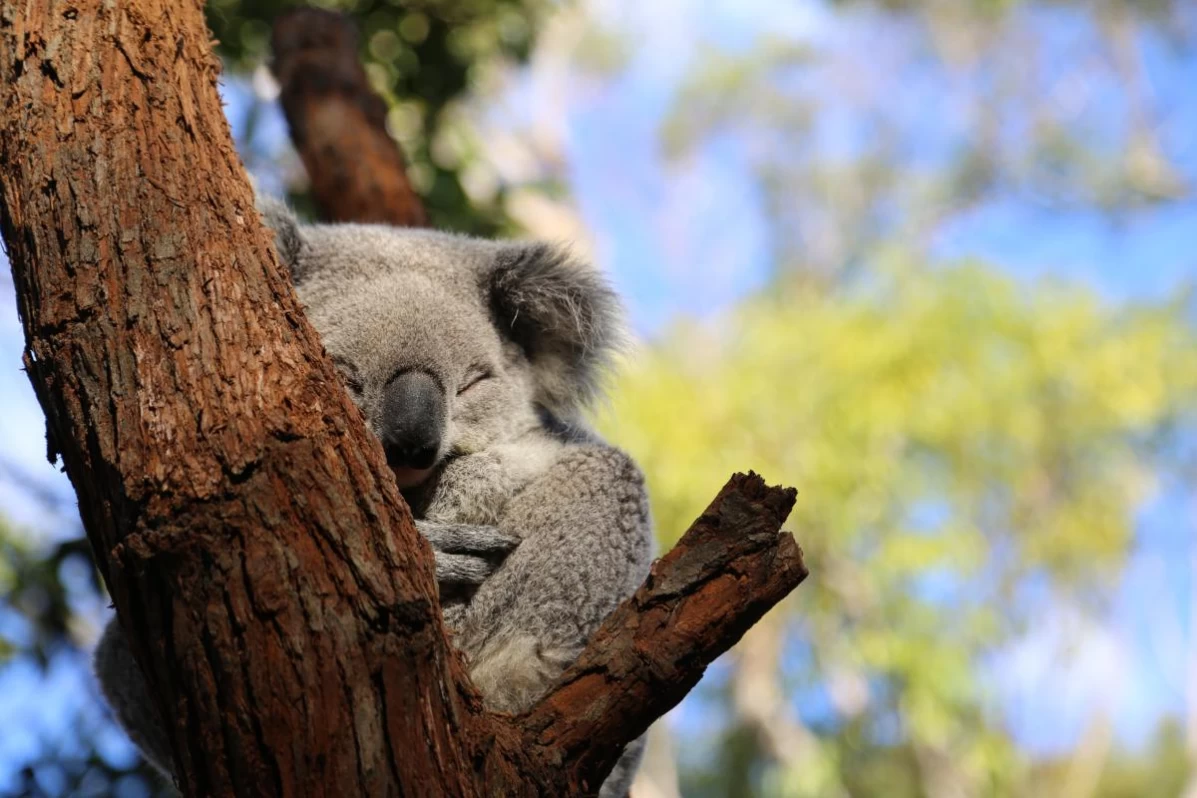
[487,243,625,414]
[253,188,307,281]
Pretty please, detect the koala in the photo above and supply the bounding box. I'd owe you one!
[93,194,655,796]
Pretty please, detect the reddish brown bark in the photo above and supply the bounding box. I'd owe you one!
[0,0,807,795]
[0,0,473,794]
[271,8,428,227]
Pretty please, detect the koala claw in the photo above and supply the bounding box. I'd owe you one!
[416,520,519,590]
[415,520,520,556]
[434,551,501,586]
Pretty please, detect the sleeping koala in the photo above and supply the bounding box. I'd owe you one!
[93,194,654,796]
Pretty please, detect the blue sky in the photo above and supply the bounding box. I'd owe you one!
[0,0,1194,786]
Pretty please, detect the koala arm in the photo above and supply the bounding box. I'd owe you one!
[443,444,652,798]
[416,519,519,587]
[450,444,654,715]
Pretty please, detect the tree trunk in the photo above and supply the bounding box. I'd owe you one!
[0,0,484,794]
[0,1,806,795]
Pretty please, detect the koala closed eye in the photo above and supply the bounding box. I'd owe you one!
[331,357,364,395]
[457,367,493,396]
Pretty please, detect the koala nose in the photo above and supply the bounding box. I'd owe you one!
[380,370,445,470]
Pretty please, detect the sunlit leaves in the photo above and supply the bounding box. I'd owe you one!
[595,261,1197,793]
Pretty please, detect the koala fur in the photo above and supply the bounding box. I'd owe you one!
[93,193,654,796]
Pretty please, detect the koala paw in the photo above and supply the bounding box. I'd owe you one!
[422,452,516,525]
[416,520,519,597]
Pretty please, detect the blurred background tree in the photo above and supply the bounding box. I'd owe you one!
[212,0,550,233]
[597,265,1197,797]
[2,0,1195,796]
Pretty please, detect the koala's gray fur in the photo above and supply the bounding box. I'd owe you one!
[93,193,654,796]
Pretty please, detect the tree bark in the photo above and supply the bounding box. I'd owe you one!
[0,1,806,795]
[271,8,429,227]
[0,1,475,793]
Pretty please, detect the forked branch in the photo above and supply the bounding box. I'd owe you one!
[519,472,807,793]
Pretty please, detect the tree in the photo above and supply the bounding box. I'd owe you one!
[661,0,1193,287]
[269,8,429,227]
[0,0,567,790]
[0,0,804,794]
[210,0,550,234]
[0,7,549,788]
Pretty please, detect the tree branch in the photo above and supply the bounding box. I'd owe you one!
[271,8,429,226]
[521,472,807,793]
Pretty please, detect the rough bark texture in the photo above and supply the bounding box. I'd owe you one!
[0,0,477,794]
[0,0,807,795]
[271,8,429,227]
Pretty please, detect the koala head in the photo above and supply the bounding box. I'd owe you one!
[257,195,623,488]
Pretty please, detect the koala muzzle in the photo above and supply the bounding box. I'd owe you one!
[381,370,445,472]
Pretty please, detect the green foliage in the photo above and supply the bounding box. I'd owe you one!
[631,5,1197,783]
[595,260,1197,794]
[0,524,96,668]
